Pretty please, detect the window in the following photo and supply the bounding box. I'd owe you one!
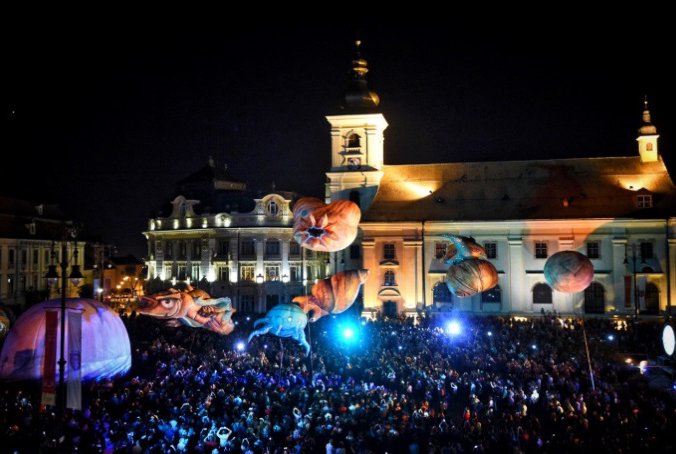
[586,241,600,259]
[165,242,173,259]
[265,240,280,257]
[583,282,605,314]
[535,242,548,259]
[267,200,278,216]
[21,250,27,267]
[289,241,300,256]
[289,265,301,282]
[637,194,652,208]
[177,265,187,281]
[347,133,361,148]
[350,244,361,259]
[646,142,653,151]
[484,242,497,259]
[44,249,49,264]
[241,265,255,281]
[532,283,552,304]
[640,241,653,259]
[383,243,396,260]
[178,241,187,259]
[33,249,39,266]
[218,240,229,257]
[239,295,254,313]
[265,265,280,281]
[384,270,396,286]
[192,240,201,258]
[163,265,172,281]
[481,286,501,303]
[9,249,15,266]
[240,239,255,257]
[433,282,453,306]
[349,191,361,208]
[190,264,200,281]
[156,241,162,255]
[218,266,230,282]
[8,275,15,294]
[435,242,447,259]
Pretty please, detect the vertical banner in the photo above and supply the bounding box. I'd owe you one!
[66,309,82,410]
[41,310,58,406]
[624,276,632,308]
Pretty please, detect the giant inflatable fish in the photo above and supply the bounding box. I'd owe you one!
[138,288,235,335]
[293,269,369,321]
[248,303,310,354]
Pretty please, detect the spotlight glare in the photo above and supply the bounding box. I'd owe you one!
[343,328,354,339]
[398,345,403,350]
[607,334,614,341]
[446,321,462,336]
[236,341,245,351]
[531,344,537,350]
[487,331,493,337]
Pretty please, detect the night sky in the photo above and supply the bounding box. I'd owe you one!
[3,17,674,257]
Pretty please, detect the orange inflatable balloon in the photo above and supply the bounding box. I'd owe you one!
[293,197,361,252]
[293,269,369,321]
[446,258,498,298]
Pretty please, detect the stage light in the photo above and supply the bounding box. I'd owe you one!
[246,316,250,321]
[263,344,268,349]
[446,321,462,336]
[236,342,245,351]
[487,331,493,337]
[607,334,615,341]
[398,345,403,351]
[531,344,537,350]
[343,328,354,339]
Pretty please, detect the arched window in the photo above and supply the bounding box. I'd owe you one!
[583,282,605,314]
[646,142,653,151]
[644,283,659,314]
[384,270,396,286]
[347,133,361,148]
[532,283,552,305]
[481,285,501,303]
[433,282,454,307]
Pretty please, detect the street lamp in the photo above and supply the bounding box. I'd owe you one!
[44,233,84,413]
[281,274,290,284]
[256,273,264,284]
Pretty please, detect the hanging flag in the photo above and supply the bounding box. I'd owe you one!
[41,309,58,406]
[66,309,82,410]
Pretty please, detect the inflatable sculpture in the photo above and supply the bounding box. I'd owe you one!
[138,288,235,335]
[446,258,499,298]
[248,303,310,354]
[0,299,131,381]
[544,251,594,293]
[0,307,11,339]
[292,197,361,252]
[442,234,498,298]
[293,269,369,321]
[441,234,487,264]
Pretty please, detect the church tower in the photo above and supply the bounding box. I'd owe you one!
[637,96,659,163]
[325,40,388,211]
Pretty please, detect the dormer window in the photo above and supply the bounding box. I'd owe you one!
[646,142,653,151]
[267,200,279,216]
[637,194,652,209]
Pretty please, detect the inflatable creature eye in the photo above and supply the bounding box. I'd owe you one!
[160,298,177,308]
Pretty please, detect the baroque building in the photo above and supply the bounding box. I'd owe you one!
[0,197,84,307]
[325,44,676,318]
[144,159,329,313]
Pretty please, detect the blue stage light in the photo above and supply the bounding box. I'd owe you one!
[343,327,354,339]
[236,341,245,351]
[446,321,462,336]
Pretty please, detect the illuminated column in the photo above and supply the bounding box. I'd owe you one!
[668,236,676,314]
[404,239,423,311]
[361,239,377,315]
[507,238,525,313]
[612,238,628,314]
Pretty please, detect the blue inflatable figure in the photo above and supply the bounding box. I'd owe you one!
[248,303,310,354]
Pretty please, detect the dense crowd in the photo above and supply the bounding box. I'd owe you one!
[1,311,674,453]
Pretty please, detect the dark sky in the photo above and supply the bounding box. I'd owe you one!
[3,17,674,257]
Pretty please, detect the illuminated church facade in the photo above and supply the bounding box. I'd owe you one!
[326,43,676,318]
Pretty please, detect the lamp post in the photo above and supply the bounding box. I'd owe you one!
[44,232,84,413]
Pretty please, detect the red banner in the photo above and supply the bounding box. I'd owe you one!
[41,310,58,406]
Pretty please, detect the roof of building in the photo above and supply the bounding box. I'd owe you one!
[363,156,676,222]
[0,196,73,240]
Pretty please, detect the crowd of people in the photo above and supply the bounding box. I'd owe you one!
[1,310,674,453]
